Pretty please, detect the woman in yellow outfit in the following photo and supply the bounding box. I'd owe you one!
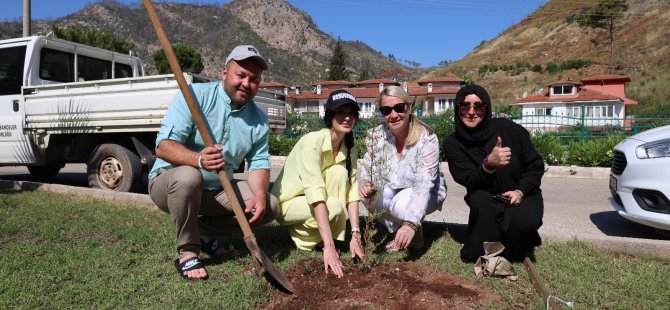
[272,89,364,278]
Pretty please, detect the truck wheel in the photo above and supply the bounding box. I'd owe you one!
[87,144,142,193]
[28,164,64,179]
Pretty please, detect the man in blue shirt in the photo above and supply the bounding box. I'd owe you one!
[148,45,277,280]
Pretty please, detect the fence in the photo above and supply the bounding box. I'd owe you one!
[505,111,670,142]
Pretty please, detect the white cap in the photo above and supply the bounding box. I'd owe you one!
[225,45,268,70]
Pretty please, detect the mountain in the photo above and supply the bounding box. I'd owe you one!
[2,0,668,110]
[430,0,670,111]
[0,0,416,87]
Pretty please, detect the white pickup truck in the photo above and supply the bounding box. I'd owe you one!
[0,35,286,192]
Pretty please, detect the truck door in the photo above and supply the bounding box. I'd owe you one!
[0,45,37,164]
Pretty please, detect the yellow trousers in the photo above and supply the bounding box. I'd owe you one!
[276,164,349,250]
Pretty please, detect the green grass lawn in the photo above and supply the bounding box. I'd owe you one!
[1,190,668,309]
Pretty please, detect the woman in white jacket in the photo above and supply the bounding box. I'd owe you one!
[359,86,447,252]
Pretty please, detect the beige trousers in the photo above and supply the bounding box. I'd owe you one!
[148,166,278,259]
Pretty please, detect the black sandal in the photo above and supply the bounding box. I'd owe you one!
[174,257,208,280]
[200,238,228,256]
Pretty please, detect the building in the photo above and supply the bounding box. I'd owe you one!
[511,74,638,130]
[411,75,463,115]
[282,75,464,118]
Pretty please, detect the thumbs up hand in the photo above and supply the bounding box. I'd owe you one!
[487,136,512,167]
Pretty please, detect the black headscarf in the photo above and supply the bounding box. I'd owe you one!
[454,84,495,144]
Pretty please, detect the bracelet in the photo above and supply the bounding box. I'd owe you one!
[351,227,361,234]
[402,221,420,232]
[197,154,204,170]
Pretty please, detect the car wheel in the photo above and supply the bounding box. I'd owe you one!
[87,143,142,192]
[27,164,64,179]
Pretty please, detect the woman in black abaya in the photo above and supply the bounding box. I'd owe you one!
[444,84,544,262]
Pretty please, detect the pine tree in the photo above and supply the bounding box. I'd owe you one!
[358,62,370,81]
[575,0,628,70]
[328,40,349,81]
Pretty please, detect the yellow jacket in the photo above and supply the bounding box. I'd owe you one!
[272,128,359,205]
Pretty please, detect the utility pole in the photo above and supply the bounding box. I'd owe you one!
[23,0,31,37]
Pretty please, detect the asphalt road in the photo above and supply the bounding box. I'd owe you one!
[2,163,669,258]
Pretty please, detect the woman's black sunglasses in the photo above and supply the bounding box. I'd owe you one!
[458,102,487,115]
[379,103,407,116]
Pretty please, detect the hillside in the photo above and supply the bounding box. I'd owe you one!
[0,0,415,87]
[2,0,668,110]
[431,0,670,112]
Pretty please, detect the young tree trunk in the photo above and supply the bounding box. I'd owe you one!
[609,16,615,72]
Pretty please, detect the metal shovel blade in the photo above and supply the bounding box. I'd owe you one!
[244,235,295,293]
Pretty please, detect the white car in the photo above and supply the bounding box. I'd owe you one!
[610,125,670,234]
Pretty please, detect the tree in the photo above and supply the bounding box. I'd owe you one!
[358,62,370,81]
[51,25,134,54]
[575,0,628,70]
[438,59,452,66]
[328,39,349,81]
[152,43,204,74]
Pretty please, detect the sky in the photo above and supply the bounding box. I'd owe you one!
[3,0,547,68]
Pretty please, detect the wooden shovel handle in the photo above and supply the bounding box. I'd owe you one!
[141,0,254,238]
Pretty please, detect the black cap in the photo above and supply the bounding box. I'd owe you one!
[325,89,360,111]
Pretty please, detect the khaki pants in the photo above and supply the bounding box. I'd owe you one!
[148,166,278,259]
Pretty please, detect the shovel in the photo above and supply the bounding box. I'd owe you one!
[141,0,294,294]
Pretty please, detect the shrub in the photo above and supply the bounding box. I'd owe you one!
[355,137,366,157]
[269,134,298,156]
[530,131,565,165]
[424,110,455,161]
[560,59,591,70]
[478,65,490,76]
[546,61,559,73]
[531,64,543,72]
[565,137,623,167]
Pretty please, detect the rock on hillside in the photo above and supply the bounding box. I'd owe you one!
[228,0,331,63]
[0,0,410,87]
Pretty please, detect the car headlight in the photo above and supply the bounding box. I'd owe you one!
[635,138,670,159]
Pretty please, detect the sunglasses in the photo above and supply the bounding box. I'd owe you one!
[334,110,358,118]
[458,102,487,115]
[379,103,407,116]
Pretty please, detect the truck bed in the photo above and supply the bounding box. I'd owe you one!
[22,74,180,134]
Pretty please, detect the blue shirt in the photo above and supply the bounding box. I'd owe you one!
[148,81,271,190]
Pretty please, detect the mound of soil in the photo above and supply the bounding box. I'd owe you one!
[266,258,502,309]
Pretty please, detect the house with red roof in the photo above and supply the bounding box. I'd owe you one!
[285,79,403,118]
[410,75,463,115]
[511,74,637,130]
[279,75,464,118]
[259,82,290,94]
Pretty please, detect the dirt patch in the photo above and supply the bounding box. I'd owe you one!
[265,258,502,309]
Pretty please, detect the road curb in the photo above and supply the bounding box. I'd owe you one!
[0,179,155,208]
[542,165,610,179]
[273,156,612,179]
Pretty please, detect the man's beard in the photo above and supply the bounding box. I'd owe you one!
[224,83,252,109]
